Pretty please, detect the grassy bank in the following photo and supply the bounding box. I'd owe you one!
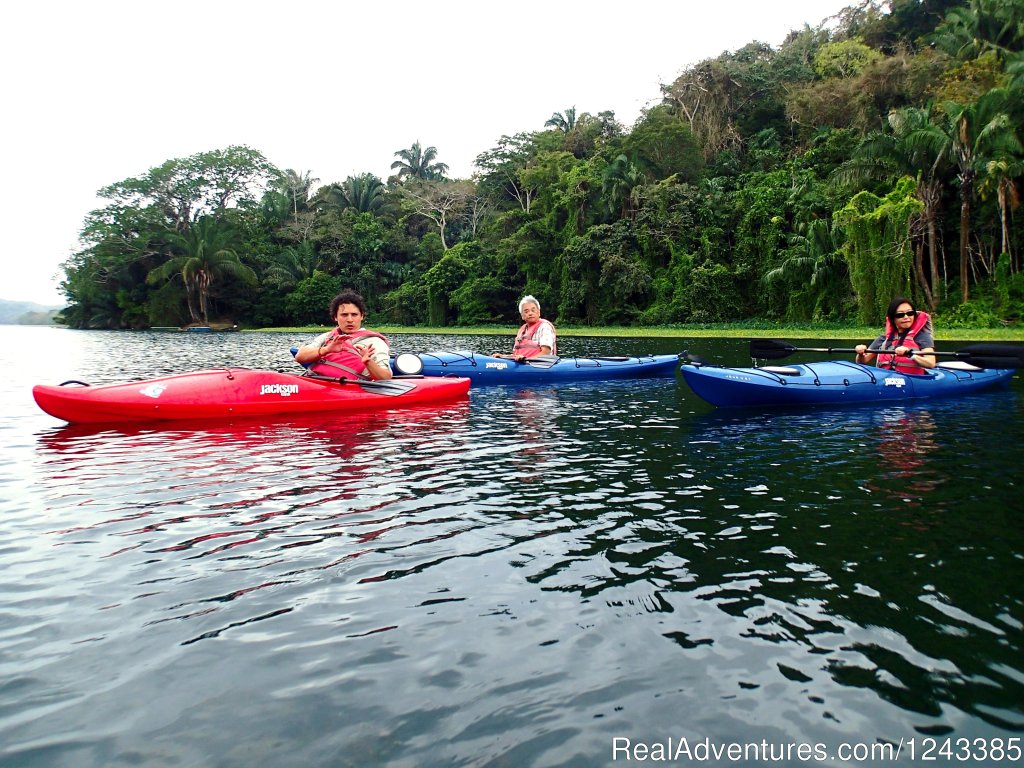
[260,323,1024,342]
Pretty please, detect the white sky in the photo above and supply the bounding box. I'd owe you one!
[3,0,856,306]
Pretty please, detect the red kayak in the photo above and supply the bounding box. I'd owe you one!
[33,368,470,424]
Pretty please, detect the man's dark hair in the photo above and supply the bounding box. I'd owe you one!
[329,290,368,320]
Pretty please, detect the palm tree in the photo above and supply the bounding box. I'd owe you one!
[938,89,1022,301]
[930,0,1024,62]
[545,106,577,133]
[312,174,387,214]
[391,142,449,181]
[264,241,319,290]
[339,173,386,213]
[979,155,1024,272]
[763,218,848,318]
[1007,50,1024,89]
[279,169,320,223]
[835,106,948,308]
[601,154,645,219]
[146,218,257,324]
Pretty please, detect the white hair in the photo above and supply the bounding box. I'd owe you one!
[518,295,540,313]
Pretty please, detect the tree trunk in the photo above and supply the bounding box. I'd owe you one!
[922,181,942,304]
[913,238,934,311]
[184,277,201,323]
[959,195,971,303]
[998,179,1012,271]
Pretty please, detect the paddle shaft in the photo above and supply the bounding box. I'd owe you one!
[766,345,980,358]
[749,339,1024,368]
[301,371,417,395]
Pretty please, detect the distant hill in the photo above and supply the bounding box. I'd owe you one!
[0,298,65,325]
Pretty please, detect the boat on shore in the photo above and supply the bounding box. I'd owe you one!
[390,350,683,385]
[680,360,1016,409]
[33,369,469,424]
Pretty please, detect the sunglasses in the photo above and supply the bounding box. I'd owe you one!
[894,310,917,318]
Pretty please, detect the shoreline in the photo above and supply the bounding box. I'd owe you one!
[256,324,1024,342]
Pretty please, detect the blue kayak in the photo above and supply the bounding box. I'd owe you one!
[680,360,1016,408]
[392,350,683,385]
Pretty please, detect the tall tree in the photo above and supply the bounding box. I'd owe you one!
[264,241,319,290]
[544,106,578,133]
[279,169,320,223]
[97,146,278,233]
[939,89,1022,300]
[474,132,540,212]
[146,217,257,323]
[979,155,1023,270]
[391,141,449,181]
[400,180,474,250]
[835,105,948,309]
[930,0,1024,62]
[601,155,645,219]
[337,174,386,213]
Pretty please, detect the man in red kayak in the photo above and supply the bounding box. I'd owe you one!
[294,290,393,380]
[494,295,557,362]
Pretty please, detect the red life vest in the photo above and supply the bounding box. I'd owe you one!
[310,329,389,379]
[512,319,556,358]
[875,310,931,375]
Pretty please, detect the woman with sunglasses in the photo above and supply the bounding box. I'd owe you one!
[854,297,936,374]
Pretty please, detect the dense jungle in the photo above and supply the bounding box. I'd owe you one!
[58,0,1024,331]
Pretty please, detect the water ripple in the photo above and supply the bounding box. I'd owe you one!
[2,329,1023,765]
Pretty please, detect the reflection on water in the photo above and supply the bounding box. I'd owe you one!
[869,408,945,502]
[2,327,1023,766]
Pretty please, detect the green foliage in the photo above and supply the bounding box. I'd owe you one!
[937,298,1008,328]
[314,174,386,214]
[623,105,703,182]
[146,280,188,327]
[834,177,923,323]
[285,271,341,325]
[930,0,1024,62]
[813,39,883,79]
[55,5,1024,332]
[264,241,319,290]
[423,249,470,326]
[679,264,743,323]
[380,281,428,326]
[391,141,449,180]
[450,276,512,325]
[146,217,256,324]
[939,253,1024,327]
[555,223,653,324]
[98,145,276,232]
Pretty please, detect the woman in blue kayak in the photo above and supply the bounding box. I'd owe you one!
[854,297,936,374]
[294,290,393,380]
[494,295,557,362]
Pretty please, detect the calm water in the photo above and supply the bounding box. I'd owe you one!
[2,325,1022,767]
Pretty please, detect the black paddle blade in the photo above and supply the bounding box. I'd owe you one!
[302,371,418,396]
[523,355,560,369]
[956,344,1024,369]
[347,378,419,396]
[749,339,797,360]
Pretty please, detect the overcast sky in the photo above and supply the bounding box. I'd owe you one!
[3,0,856,306]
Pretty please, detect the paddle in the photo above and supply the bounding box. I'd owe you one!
[749,339,1024,369]
[300,371,419,396]
[522,355,560,369]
